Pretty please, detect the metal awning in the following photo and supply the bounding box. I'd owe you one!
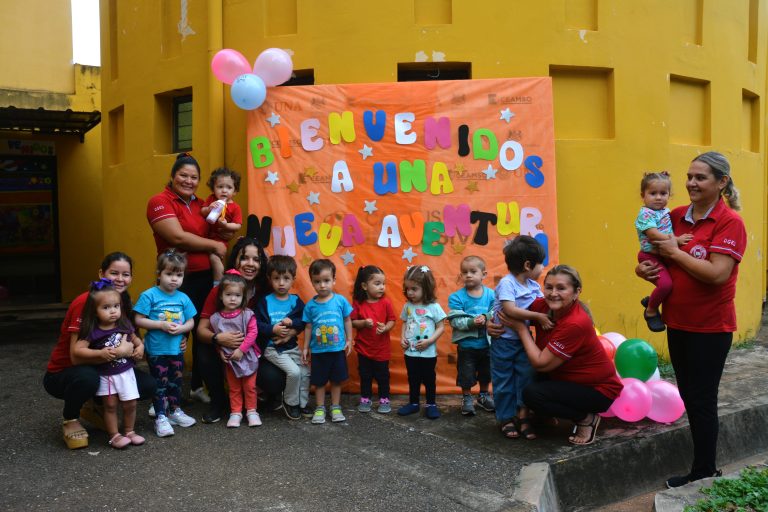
[0,106,101,143]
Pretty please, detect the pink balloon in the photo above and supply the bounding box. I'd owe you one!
[253,48,293,86]
[599,405,616,418]
[602,332,627,350]
[212,49,251,85]
[646,380,685,423]
[612,377,652,422]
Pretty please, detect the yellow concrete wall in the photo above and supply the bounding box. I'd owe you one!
[0,0,74,93]
[101,0,768,354]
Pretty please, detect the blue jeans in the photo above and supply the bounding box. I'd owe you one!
[490,338,533,423]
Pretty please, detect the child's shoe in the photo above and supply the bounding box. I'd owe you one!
[300,405,314,418]
[125,431,145,446]
[227,413,242,428]
[154,416,175,437]
[461,394,476,416]
[108,433,131,449]
[190,386,211,404]
[331,405,346,422]
[148,404,156,418]
[167,408,197,427]
[283,402,301,420]
[377,398,392,414]
[397,403,420,416]
[246,410,262,427]
[641,296,666,332]
[425,404,441,419]
[357,398,372,413]
[477,393,496,412]
[311,406,327,424]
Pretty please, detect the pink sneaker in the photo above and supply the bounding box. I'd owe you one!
[246,410,262,427]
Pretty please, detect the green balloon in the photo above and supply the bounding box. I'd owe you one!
[615,338,658,380]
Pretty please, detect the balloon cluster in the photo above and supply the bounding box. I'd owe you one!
[596,332,685,424]
[211,48,294,110]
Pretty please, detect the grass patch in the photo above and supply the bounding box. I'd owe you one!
[684,466,768,512]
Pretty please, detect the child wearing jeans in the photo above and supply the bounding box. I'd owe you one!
[491,236,552,440]
[256,255,309,421]
[448,255,496,416]
[302,259,353,425]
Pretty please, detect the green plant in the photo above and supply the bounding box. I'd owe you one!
[683,466,768,512]
[657,356,675,379]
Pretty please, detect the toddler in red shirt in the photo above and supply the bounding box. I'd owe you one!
[201,168,243,284]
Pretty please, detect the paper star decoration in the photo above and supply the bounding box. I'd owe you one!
[363,200,378,215]
[402,247,418,263]
[265,171,279,185]
[306,191,320,205]
[341,250,355,265]
[482,164,498,180]
[303,167,317,177]
[454,163,466,176]
[451,242,466,254]
[300,254,313,267]
[466,181,479,193]
[359,144,373,160]
[266,112,281,127]
[499,108,515,123]
[287,181,300,193]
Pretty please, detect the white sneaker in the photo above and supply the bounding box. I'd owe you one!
[190,387,211,404]
[246,410,262,427]
[167,408,197,428]
[154,416,175,437]
[227,413,242,428]
[148,404,156,418]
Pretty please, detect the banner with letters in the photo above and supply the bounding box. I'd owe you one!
[247,78,558,393]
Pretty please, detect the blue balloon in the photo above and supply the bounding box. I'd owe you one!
[230,73,266,110]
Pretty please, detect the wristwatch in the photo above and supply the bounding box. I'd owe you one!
[211,333,219,346]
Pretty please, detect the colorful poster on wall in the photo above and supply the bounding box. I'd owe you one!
[247,78,558,393]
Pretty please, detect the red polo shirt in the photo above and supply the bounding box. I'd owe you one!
[530,298,623,399]
[147,187,211,273]
[47,292,88,373]
[663,199,746,333]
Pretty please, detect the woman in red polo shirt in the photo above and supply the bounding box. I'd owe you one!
[146,153,228,420]
[509,265,623,445]
[637,151,746,488]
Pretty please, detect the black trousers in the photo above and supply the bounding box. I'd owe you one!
[179,270,215,397]
[43,366,156,420]
[404,355,436,405]
[522,379,613,422]
[667,328,732,479]
[358,353,390,400]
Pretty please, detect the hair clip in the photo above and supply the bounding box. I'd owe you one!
[224,269,243,276]
[165,248,177,256]
[660,171,670,177]
[420,265,430,273]
[91,278,113,290]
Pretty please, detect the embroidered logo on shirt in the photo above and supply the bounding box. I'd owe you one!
[690,244,708,259]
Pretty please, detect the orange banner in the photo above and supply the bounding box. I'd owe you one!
[247,78,558,394]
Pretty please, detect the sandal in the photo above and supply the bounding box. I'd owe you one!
[108,433,131,449]
[568,414,601,446]
[62,419,88,450]
[125,431,145,446]
[517,417,537,440]
[501,418,520,439]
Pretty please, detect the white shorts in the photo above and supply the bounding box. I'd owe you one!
[96,370,140,401]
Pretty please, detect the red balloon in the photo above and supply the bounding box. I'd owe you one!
[598,335,616,359]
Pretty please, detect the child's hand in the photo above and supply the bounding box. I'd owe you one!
[400,338,409,350]
[537,313,555,330]
[218,350,229,363]
[677,233,694,246]
[345,340,352,356]
[301,349,309,365]
[414,339,431,351]
[161,322,179,334]
[230,348,244,361]
[280,318,293,327]
[272,323,289,338]
[364,318,374,328]
[473,315,487,326]
[101,347,118,363]
[375,322,387,334]
[131,343,145,361]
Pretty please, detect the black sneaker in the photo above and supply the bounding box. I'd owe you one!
[300,405,314,418]
[284,402,301,420]
[666,470,722,489]
[201,408,223,424]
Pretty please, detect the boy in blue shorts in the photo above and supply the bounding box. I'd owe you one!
[302,259,353,424]
[256,255,309,420]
